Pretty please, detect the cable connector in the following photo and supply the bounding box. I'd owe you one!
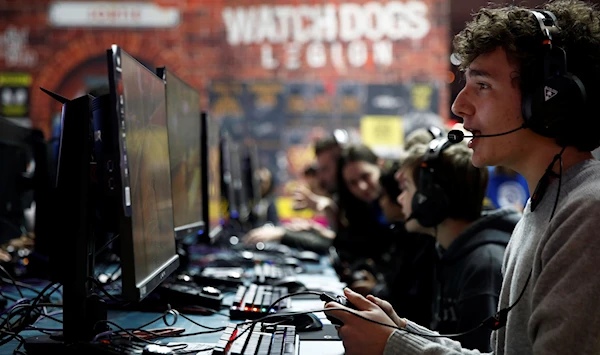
[482,308,509,330]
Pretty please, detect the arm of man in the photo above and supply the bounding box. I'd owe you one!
[326,289,488,355]
[528,197,600,354]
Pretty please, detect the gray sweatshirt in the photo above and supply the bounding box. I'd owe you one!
[383,159,600,355]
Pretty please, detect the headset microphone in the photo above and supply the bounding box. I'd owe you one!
[447,124,527,144]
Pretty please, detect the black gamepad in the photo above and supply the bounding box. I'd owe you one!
[320,292,358,326]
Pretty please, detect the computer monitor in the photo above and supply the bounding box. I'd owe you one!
[244,143,262,209]
[220,132,237,222]
[156,67,204,240]
[203,112,223,238]
[106,45,179,301]
[231,143,250,222]
[0,118,32,242]
[25,48,179,351]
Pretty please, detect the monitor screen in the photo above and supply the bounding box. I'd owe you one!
[220,133,237,221]
[107,45,178,301]
[244,144,262,208]
[159,67,203,239]
[230,141,250,221]
[0,121,30,242]
[207,114,222,232]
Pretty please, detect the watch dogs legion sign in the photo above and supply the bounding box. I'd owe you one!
[222,1,431,72]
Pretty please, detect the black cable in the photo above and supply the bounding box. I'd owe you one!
[95,320,225,343]
[94,320,190,348]
[7,303,64,325]
[0,291,18,302]
[0,266,24,299]
[0,278,41,295]
[94,234,120,257]
[177,311,230,331]
[549,146,565,221]
[135,309,179,330]
[18,282,62,333]
[0,328,25,347]
[87,277,131,306]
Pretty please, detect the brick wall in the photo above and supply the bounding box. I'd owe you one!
[0,0,450,139]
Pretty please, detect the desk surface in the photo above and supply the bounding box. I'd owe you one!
[1,259,346,354]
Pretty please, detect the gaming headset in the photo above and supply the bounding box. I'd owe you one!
[521,10,587,138]
[411,138,454,228]
[427,126,444,140]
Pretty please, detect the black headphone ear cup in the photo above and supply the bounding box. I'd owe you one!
[411,184,450,228]
[522,73,586,137]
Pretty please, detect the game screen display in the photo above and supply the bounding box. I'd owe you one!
[207,116,222,229]
[163,70,203,234]
[118,50,177,286]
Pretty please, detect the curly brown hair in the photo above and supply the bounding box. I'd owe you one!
[403,142,488,223]
[453,0,600,151]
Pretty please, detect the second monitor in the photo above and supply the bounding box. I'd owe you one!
[157,67,205,240]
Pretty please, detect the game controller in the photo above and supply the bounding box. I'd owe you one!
[320,292,358,326]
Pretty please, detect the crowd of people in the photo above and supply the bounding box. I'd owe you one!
[242,1,600,354]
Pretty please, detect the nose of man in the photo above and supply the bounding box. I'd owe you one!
[451,87,474,119]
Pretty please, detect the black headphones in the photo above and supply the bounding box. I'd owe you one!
[521,10,587,138]
[427,126,444,140]
[411,138,455,228]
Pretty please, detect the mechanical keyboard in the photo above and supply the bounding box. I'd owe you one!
[214,322,299,355]
[254,264,296,284]
[230,284,290,320]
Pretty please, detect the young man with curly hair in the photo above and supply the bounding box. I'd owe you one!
[325,1,600,354]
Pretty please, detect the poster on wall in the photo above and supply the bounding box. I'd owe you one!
[285,82,335,127]
[243,81,285,140]
[0,73,31,121]
[336,81,365,127]
[208,80,247,140]
[403,82,444,137]
[365,84,410,116]
[409,82,439,113]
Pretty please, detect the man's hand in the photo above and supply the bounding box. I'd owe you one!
[292,186,331,212]
[0,249,10,263]
[285,218,316,232]
[366,295,406,328]
[324,288,399,355]
[243,226,286,245]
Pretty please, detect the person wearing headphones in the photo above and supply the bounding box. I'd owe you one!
[324,1,600,354]
[351,162,438,329]
[396,141,519,351]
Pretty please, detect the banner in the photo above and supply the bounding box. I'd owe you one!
[0,73,31,118]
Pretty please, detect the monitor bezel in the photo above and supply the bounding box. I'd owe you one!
[156,66,206,240]
[107,45,179,302]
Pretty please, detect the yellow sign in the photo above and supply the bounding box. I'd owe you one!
[275,196,314,220]
[0,73,32,87]
[360,115,404,148]
[0,73,31,118]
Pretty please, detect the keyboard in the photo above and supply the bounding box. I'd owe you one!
[230,284,290,320]
[214,322,299,355]
[254,264,296,284]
